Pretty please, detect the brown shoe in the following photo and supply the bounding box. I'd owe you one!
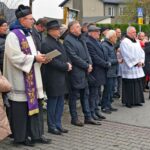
[71,120,84,127]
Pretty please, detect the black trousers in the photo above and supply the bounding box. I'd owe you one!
[8,99,44,142]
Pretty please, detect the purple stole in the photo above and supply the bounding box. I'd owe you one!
[12,29,39,116]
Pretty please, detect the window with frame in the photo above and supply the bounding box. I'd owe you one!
[108,7,114,16]
[119,7,126,16]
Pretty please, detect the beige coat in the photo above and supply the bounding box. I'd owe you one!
[0,95,11,141]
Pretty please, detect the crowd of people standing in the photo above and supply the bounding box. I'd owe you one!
[0,4,149,148]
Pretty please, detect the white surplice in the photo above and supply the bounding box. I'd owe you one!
[120,37,145,79]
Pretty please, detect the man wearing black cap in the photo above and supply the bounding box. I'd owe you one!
[86,25,110,120]
[0,18,8,72]
[3,5,51,146]
[64,21,101,126]
[41,20,72,135]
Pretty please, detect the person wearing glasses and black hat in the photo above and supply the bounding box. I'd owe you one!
[3,5,51,146]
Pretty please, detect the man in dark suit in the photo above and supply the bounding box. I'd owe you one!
[64,21,101,126]
[41,20,72,135]
[86,25,110,120]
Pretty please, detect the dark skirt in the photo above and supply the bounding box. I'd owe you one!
[122,78,145,106]
[7,99,44,142]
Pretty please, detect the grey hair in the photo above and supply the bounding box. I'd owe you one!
[126,26,135,34]
[68,20,79,31]
[105,30,116,39]
[137,31,145,36]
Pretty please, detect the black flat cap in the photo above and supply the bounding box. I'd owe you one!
[15,5,32,19]
[46,20,61,30]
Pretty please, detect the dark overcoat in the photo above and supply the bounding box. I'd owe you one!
[0,35,6,71]
[64,33,92,89]
[32,27,43,52]
[41,35,69,97]
[86,36,108,86]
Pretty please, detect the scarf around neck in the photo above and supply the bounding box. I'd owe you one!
[10,20,31,36]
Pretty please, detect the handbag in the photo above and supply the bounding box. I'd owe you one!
[0,71,12,92]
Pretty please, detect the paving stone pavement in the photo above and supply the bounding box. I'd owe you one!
[1,92,150,150]
[1,112,150,150]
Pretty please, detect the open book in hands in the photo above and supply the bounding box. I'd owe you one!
[45,49,61,61]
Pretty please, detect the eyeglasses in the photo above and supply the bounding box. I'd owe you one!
[0,24,8,28]
[24,17,34,21]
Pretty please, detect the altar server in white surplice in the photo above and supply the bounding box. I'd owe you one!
[120,26,145,108]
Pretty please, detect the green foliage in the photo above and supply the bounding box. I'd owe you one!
[97,23,150,36]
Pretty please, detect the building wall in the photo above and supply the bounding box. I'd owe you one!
[73,0,83,23]
[104,4,118,17]
[97,18,112,24]
[82,0,104,17]
[117,4,126,16]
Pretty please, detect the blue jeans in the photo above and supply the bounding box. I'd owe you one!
[101,77,115,109]
[89,86,100,114]
[69,87,91,122]
[113,76,121,95]
[47,96,64,130]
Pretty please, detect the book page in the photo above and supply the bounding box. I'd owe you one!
[46,49,61,61]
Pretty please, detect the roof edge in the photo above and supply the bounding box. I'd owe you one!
[59,0,69,7]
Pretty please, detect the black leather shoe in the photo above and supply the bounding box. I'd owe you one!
[110,107,118,111]
[84,119,101,125]
[48,128,62,135]
[23,138,34,147]
[57,128,69,133]
[32,136,52,144]
[71,120,84,127]
[125,104,132,108]
[135,103,143,106]
[101,108,112,114]
[14,138,35,147]
[113,93,120,98]
[92,113,102,121]
[95,111,106,119]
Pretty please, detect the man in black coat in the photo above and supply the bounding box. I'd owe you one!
[86,25,110,120]
[64,21,101,126]
[41,20,72,135]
